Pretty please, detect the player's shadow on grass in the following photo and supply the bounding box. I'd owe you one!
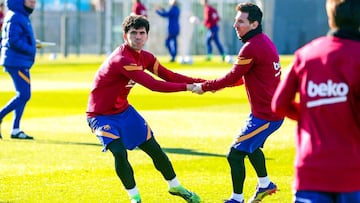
[10,139,272,159]
[28,139,103,147]
[29,139,226,158]
[162,147,225,158]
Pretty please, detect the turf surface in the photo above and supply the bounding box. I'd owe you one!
[0,54,295,203]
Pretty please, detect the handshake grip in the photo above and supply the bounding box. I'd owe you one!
[187,83,204,94]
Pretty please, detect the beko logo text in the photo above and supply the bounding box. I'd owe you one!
[308,80,348,97]
[306,80,348,108]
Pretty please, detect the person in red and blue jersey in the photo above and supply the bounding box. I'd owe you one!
[86,15,202,203]
[200,0,225,61]
[0,0,38,140]
[192,3,283,203]
[156,0,180,62]
[272,0,360,202]
[131,0,147,17]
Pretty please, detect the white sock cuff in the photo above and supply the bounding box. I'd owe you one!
[258,176,271,188]
[167,177,180,188]
[126,186,139,197]
[231,192,244,202]
[11,128,21,135]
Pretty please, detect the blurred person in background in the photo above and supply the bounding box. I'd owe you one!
[156,0,180,62]
[272,0,360,202]
[200,0,225,62]
[0,0,39,140]
[131,0,147,17]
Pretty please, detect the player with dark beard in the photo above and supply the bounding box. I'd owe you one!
[192,3,284,203]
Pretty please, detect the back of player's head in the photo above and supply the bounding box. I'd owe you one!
[122,15,150,34]
[326,0,360,29]
[236,2,263,25]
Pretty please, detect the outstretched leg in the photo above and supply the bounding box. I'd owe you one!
[247,148,277,203]
[139,137,201,203]
[224,147,247,203]
[107,139,136,189]
[139,136,176,180]
[227,147,247,194]
[0,69,33,139]
[248,148,267,178]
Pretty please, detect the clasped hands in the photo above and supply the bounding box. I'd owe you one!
[187,83,204,95]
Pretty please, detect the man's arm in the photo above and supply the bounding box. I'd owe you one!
[201,63,249,92]
[271,67,299,120]
[148,60,205,84]
[123,66,190,92]
[6,20,35,54]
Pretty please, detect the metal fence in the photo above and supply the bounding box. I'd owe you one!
[29,0,328,57]
[30,0,253,57]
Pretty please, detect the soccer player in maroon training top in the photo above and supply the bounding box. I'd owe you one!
[192,3,283,203]
[200,0,225,61]
[272,0,360,202]
[131,0,147,17]
[86,15,203,203]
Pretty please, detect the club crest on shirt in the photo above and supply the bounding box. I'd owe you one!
[101,125,111,131]
[125,80,136,88]
[273,62,281,77]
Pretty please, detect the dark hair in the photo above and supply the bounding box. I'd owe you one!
[328,0,360,29]
[122,15,150,34]
[236,2,263,25]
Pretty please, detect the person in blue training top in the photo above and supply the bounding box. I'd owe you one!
[156,0,180,62]
[0,0,40,139]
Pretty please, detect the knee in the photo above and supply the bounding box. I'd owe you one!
[108,140,127,159]
[16,90,31,102]
[227,147,246,164]
[226,149,236,163]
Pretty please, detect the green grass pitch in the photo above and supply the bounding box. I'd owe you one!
[0,54,296,203]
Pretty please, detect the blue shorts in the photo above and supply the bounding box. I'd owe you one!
[232,114,283,153]
[294,190,360,203]
[87,106,153,151]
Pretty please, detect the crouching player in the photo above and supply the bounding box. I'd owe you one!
[86,15,203,203]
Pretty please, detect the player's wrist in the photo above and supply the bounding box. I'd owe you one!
[186,84,194,91]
